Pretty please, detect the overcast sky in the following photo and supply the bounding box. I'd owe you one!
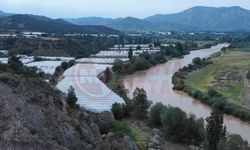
[0,0,250,18]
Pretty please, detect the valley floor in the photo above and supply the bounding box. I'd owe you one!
[185,50,250,108]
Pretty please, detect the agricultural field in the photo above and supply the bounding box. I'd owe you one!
[185,50,250,108]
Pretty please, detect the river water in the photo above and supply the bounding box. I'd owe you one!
[124,43,250,142]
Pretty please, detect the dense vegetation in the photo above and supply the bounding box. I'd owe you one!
[1,55,45,78]
[112,42,193,74]
[0,36,115,58]
[111,87,152,120]
[148,103,205,145]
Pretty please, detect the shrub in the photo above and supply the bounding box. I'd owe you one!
[112,121,135,139]
[131,56,151,71]
[148,102,167,127]
[113,59,124,73]
[61,61,69,70]
[192,57,202,65]
[160,106,187,141]
[208,87,220,97]
[160,105,205,145]
[111,102,125,119]
[191,90,203,99]
[217,134,250,150]
[247,71,250,80]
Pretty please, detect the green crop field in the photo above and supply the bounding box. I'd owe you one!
[185,51,250,108]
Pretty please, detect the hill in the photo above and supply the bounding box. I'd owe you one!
[0,14,121,34]
[0,10,12,18]
[146,6,250,31]
[65,6,250,32]
[0,63,138,150]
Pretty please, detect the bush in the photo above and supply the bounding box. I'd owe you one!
[131,56,151,71]
[192,57,202,65]
[217,134,250,150]
[148,102,167,127]
[111,102,125,119]
[112,121,135,139]
[191,90,203,99]
[160,106,205,145]
[160,106,187,140]
[247,71,250,80]
[207,87,221,97]
[113,59,124,73]
[61,61,69,70]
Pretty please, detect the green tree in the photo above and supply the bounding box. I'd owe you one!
[206,109,227,150]
[176,42,184,54]
[112,59,123,73]
[111,102,125,119]
[136,45,141,50]
[67,86,78,108]
[128,47,133,60]
[192,57,202,65]
[148,102,166,127]
[161,106,205,145]
[61,62,69,70]
[133,88,152,119]
[8,55,24,73]
[131,56,151,71]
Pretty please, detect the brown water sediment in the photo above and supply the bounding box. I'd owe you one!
[124,43,250,142]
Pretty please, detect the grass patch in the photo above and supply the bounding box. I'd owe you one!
[131,127,150,150]
[185,51,250,108]
[112,120,151,150]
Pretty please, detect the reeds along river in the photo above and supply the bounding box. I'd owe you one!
[124,43,250,143]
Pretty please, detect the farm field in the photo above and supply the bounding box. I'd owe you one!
[185,50,250,108]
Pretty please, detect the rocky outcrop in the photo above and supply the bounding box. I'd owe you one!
[0,73,136,150]
[99,132,139,150]
[91,111,114,134]
[148,128,163,150]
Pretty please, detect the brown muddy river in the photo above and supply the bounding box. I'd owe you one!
[124,43,250,142]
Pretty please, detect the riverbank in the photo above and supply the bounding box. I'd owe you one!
[121,43,250,143]
[172,50,250,122]
[100,44,228,149]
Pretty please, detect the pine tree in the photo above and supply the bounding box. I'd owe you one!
[128,47,133,60]
[206,109,227,150]
[67,86,78,108]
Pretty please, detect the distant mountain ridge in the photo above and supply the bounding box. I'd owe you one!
[1,6,250,32]
[65,6,250,32]
[0,14,121,34]
[0,10,13,18]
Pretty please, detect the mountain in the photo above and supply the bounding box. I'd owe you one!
[106,17,154,31]
[65,6,250,32]
[65,17,113,25]
[66,17,154,31]
[0,10,13,18]
[146,6,250,31]
[0,14,121,34]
